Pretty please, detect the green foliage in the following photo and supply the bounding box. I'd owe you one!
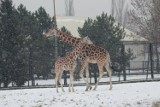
[0,0,22,87]
[0,0,56,87]
[35,7,54,34]
[30,7,55,80]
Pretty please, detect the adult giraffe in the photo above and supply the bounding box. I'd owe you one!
[43,28,113,91]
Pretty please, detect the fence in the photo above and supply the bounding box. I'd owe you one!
[116,42,160,81]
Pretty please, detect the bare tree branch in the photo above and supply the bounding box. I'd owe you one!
[111,0,129,27]
[64,0,75,16]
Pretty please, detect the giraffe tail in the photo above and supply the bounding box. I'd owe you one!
[106,53,113,69]
[106,53,119,72]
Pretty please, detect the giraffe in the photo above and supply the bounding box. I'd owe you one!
[43,28,113,91]
[54,36,92,93]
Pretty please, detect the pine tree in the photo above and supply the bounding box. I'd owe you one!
[0,0,28,87]
[0,1,57,87]
[35,7,54,33]
[12,4,34,86]
[30,7,55,80]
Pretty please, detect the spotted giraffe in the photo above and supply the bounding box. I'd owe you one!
[43,28,112,91]
[54,36,92,93]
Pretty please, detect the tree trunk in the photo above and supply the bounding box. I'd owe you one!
[155,44,160,72]
[149,43,154,79]
[121,44,126,81]
[4,78,8,88]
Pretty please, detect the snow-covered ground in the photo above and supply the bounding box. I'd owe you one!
[24,73,160,86]
[1,82,160,107]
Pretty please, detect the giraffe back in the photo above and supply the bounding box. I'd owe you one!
[79,44,110,64]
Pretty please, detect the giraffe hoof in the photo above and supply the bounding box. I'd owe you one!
[85,89,88,91]
[109,87,112,90]
[93,88,96,91]
[89,86,92,90]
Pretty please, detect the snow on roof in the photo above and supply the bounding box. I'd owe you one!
[57,16,85,38]
[56,16,147,42]
[121,28,147,42]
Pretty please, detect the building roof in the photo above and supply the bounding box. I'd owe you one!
[121,28,147,42]
[56,16,147,42]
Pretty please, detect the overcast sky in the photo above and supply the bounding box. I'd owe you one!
[12,0,115,17]
[12,0,131,17]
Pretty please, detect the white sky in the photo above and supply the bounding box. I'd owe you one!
[12,0,113,17]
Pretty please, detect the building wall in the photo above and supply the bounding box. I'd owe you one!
[124,42,149,69]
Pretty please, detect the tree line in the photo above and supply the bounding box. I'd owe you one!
[0,0,135,88]
[0,0,73,87]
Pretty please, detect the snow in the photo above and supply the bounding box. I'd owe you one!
[1,82,160,107]
[23,71,160,86]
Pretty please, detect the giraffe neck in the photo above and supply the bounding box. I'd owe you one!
[55,29,81,46]
[66,43,84,59]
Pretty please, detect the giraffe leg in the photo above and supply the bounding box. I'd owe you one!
[55,70,60,93]
[70,71,74,92]
[105,64,112,90]
[55,73,59,93]
[85,64,92,91]
[80,62,90,91]
[59,71,65,92]
[69,71,72,92]
[93,65,104,90]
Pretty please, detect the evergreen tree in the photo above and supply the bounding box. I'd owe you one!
[35,7,54,33]
[0,1,57,86]
[13,4,34,86]
[31,7,55,79]
[0,0,27,87]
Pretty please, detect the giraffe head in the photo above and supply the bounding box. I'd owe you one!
[43,28,57,37]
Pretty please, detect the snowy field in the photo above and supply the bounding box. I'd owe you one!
[1,82,160,107]
[24,72,160,86]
